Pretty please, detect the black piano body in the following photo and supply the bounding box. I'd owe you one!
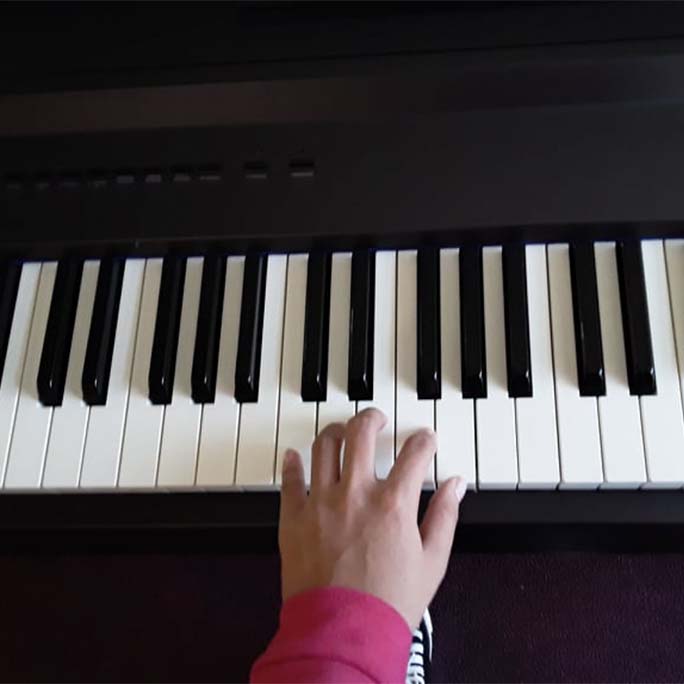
[2,3,684,552]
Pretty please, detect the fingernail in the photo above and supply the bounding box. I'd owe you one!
[454,477,468,503]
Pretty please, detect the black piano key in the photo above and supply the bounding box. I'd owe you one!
[37,258,84,406]
[569,241,606,396]
[191,255,227,404]
[616,240,656,395]
[148,256,186,405]
[417,247,441,399]
[460,246,487,399]
[301,252,332,402]
[502,244,533,397]
[348,249,375,400]
[0,260,21,387]
[81,258,125,405]
[234,254,268,403]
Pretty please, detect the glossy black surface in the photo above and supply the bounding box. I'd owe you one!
[460,246,486,399]
[0,260,21,387]
[7,50,684,261]
[148,256,186,405]
[348,249,375,401]
[37,258,83,406]
[82,258,124,405]
[502,244,532,397]
[234,254,267,403]
[616,240,656,396]
[417,247,441,399]
[5,4,684,95]
[2,490,684,552]
[301,252,332,402]
[569,242,605,396]
[191,255,226,404]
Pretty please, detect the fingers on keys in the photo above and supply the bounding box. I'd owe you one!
[308,407,438,498]
[387,428,438,507]
[304,408,387,489]
[310,422,345,492]
[340,408,387,485]
[280,449,306,519]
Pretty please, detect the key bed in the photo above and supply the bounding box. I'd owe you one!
[0,241,682,494]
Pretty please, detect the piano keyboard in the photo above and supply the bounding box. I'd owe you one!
[2,239,684,493]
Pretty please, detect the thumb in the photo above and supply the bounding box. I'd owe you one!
[420,476,467,574]
[279,449,307,523]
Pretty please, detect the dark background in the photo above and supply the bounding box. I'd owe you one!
[1,550,683,682]
[3,2,684,93]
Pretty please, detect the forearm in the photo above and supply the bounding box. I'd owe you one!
[250,586,412,684]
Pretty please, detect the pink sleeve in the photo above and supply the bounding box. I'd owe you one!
[250,586,412,684]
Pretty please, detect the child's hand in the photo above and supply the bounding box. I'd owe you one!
[278,407,467,630]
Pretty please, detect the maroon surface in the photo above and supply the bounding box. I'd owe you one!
[1,552,683,682]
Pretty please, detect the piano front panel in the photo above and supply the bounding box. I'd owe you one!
[4,98,684,259]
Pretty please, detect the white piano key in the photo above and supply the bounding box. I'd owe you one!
[80,259,145,488]
[547,244,603,488]
[195,256,243,487]
[0,264,40,483]
[435,249,476,487]
[640,240,684,486]
[275,255,316,485]
[666,239,684,421]
[358,250,396,479]
[117,259,164,488]
[395,250,435,487]
[594,242,646,488]
[3,262,57,489]
[156,257,203,487]
[476,247,518,489]
[317,253,355,431]
[516,245,560,489]
[42,260,99,488]
[235,255,287,487]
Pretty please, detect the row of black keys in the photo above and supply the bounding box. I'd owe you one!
[0,240,655,408]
